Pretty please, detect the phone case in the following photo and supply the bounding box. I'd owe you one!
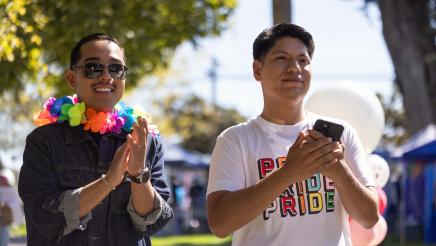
[313,119,344,141]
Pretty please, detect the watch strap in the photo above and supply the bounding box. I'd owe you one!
[126,166,150,184]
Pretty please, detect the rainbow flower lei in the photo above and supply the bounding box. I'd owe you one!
[33,94,159,136]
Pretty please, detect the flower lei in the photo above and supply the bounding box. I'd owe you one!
[33,94,159,136]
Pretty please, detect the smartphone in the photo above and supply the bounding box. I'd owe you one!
[313,119,344,141]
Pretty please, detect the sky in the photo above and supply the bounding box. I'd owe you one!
[129,0,395,119]
[1,0,396,171]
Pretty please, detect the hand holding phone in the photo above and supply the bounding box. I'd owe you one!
[313,119,344,142]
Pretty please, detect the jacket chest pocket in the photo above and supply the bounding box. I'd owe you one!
[55,165,96,189]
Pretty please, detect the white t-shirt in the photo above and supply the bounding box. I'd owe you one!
[207,112,375,246]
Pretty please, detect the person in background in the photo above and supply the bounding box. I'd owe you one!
[0,158,23,246]
[189,177,206,232]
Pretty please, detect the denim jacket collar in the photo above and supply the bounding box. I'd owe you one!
[63,123,129,145]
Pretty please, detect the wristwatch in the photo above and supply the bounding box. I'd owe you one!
[127,166,151,184]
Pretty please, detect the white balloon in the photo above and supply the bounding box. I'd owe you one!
[305,82,385,155]
[367,154,390,188]
[0,168,15,186]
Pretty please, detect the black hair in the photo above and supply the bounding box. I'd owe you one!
[70,33,124,68]
[253,23,315,61]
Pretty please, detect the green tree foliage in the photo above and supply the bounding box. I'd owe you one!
[158,94,247,154]
[0,0,236,96]
[0,0,47,94]
[376,88,409,150]
[0,0,235,150]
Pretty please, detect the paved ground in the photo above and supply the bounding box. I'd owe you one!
[10,236,26,246]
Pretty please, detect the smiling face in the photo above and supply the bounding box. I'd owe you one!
[66,39,125,112]
[253,37,312,106]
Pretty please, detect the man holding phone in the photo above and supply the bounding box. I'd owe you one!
[207,23,378,245]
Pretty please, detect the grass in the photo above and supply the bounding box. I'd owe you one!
[10,224,26,237]
[11,225,436,246]
[382,235,436,246]
[11,225,231,246]
[152,235,231,246]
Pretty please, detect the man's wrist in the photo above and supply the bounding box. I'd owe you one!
[327,161,352,186]
[101,174,116,190]
[128,167,144,177]
[126,167,151,184]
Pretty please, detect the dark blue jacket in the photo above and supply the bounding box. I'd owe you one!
[18,122,173,246]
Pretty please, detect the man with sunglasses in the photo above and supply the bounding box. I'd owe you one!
[19,33,173,246]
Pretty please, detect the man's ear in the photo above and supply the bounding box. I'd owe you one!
[66,69,76,89]
[252,60,262,81]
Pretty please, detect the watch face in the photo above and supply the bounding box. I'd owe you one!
[142,166,151,182]
[133,167,150,184]
[127,165,151,184]
[141,168,151,183]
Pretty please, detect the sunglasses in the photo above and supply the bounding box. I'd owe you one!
[71,62,128,80]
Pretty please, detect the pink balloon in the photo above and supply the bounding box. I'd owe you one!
[370,216,388,246]
[350,218,375,245]
[350,216,387,246]
[377,188,387,214]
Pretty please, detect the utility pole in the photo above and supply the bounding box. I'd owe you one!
[207,57,219,105]
[272,0,292,24]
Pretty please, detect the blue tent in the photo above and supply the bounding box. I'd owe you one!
[399,125,436,243]
[401,124,436,162]
[161,138,209,169]
[403,140,436,162]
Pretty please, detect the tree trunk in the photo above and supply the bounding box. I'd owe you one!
[377,0,436,134]
[273,0,292,24]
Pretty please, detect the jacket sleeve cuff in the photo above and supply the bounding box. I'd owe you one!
[60,188,92,235]
[127,190,163,231]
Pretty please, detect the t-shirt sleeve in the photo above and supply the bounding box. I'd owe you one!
[342,124,376,187]
[207,130,245,196]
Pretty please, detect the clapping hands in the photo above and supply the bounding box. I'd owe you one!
[106,117,149,187]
